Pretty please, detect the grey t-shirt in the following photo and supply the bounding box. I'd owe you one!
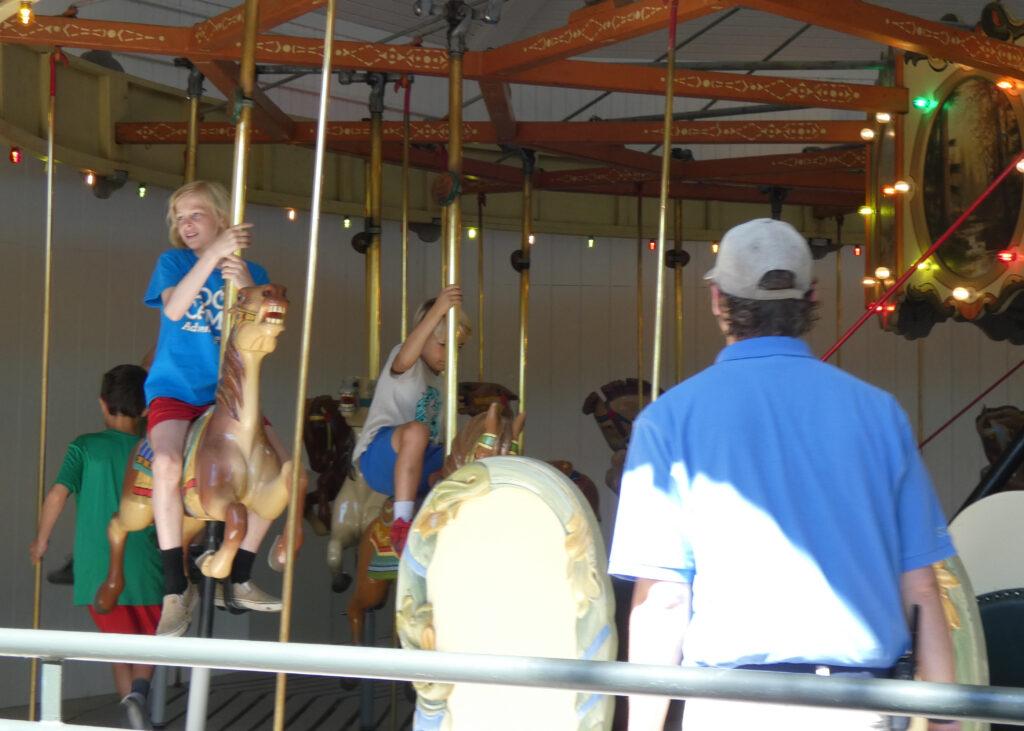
[352,344,442,464]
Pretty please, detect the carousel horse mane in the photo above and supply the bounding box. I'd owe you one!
[216,336,246,420]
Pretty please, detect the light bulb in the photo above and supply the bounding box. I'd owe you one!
[286,208,296,221]
[858,205,873,216]
[17,0,33,25]
[528,233,535,245]
[874,266,891,280]
[952,286,971,301]
[860,128,876,141]
[343,215,352,229]
[587,236,595,249]
[137,183,147,198]
[862,277,877,287]
[893,180,911,193]
[711,241,719,254]
[467,226,478,239]
[84,171,96,186]
[874,112,892,124]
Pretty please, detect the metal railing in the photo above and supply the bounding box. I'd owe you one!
[2,627,1023,727]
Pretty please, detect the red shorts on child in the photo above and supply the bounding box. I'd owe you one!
[146,397,211,435]
[88,605,161,635]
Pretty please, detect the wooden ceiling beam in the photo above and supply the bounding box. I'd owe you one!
[551,180,862,208]
[478,80,517,144]
[191,0,325,50]
[738,0,1024,79]
[509,60,907,112]
[194,59,295,142]
[329,141,523,184]
[478,0,732,76]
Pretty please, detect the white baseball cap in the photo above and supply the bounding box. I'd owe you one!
[703,218,813,300]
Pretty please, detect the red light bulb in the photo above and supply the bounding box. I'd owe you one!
[647,238,657,252]
[8,146,22,164]
[853,245,862,257]
[997,249,1018,263]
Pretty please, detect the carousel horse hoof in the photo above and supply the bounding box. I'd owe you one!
[332,571,352,594]
[196,549,231,580]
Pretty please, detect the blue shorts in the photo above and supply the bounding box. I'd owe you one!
[360,426,445,497]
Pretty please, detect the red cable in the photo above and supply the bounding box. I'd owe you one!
[821,153,1024,362]
[919,357,1024,450]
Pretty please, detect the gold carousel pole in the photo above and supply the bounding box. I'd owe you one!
[477,193,486,380]
[517,152,534,444]
[29,47,64,722]
[443,7,468,451]
[272,0,337,725]
[184,65,204,183]
[220,0,260,359]
[650,0,679,403]
[368,75,385,378]
[636,187,644,405]
[400,75,412,340]
[673,198,684,384]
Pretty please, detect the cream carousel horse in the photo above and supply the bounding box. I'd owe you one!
[396,407,617,731]
[96,285,306,611]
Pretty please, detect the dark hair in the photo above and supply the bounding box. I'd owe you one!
[720,270,818,340]
[101,364,147,417]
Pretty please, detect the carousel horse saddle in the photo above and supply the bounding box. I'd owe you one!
[366,516,399,581]
[131,410,213,518]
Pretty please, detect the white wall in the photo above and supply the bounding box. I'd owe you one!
[1,157,1017,707]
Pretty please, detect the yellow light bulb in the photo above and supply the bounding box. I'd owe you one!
[874,266,891,280]
[17,0,32,25]
[874,112,892,124]
[952,286,971,301]
[286,208,296,221]
[862,277,877,287]
[528,233,535,245]
[711,241,719,254]
[893,180,911,193]
[858,205,873,216]
[467,226,478,239]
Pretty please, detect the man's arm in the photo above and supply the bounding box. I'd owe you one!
[900,565,960,731]
[29,484,71,564]
[628,578,691,731]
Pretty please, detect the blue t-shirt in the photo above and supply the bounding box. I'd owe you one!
[608,336,955,669]
[143,248,269,406]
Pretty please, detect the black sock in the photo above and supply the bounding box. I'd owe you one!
[160,548,188,596]
[230,549,256,584]
[130,678,151,699]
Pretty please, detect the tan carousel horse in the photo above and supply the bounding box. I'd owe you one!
[95,284,306,612]
[395,411,617,730]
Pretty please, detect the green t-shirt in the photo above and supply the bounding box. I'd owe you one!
[56,429,163,606]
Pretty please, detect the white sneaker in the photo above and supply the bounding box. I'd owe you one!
[155,584,197,637]
[215,580,282,612]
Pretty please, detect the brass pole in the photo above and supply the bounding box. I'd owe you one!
[221,0,260,362]
[477,193,485,381]
[443,20,465,452]
[30,48,63,721]
[400,76,412,341]
[272,0,337,725]
[368,77,385,378]
[673,198,684,384]
[517,154,534,440]
[184,66,204,183]
[835,243,843,368]
[650,0,678,402]
[636,189,644,405]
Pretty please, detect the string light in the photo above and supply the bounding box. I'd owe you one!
[711,241,719,254]
[997,249,1019,263]
[874,266,891,280]
[917,260,933,271]
[17,0,33,25]
[1016,158,1024,174]
[467,226,478,239]
[859,128,876,141]
[343,215,352,229]
[858,205,873,216]
[137,183,147,198]
[853,245,862,256]
[528,233,535,245]
[882,184,897,196]
[647,238,657,252]
[84,171,96,187]
[874,112,892,124]
[912,96,938,112]
[893,180,911,193]
[286,207,297,221]
[862,277,877,287]
[587,235,595,249]
[952,286,972,301]
[8,147,22,165]
[997,79,1015,90]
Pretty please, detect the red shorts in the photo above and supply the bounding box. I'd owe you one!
[88,605,161,635]
[146,397,210,435]
[147,397,270,436]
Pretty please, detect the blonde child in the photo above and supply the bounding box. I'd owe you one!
[144,180,282,637]
[352,286,470,554]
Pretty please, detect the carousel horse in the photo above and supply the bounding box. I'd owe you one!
[976,404,1024,492]
[582,378,657,494]
[395,413,617,730]
[325,380,519,593]
[303,394,356,536]
[95,284,306,612]
[346,402,525,646]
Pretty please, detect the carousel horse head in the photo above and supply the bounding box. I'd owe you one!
[444,401,526,476]
[303,395,356,535]
[457,381,518,417]
[582,378,657,453]
[976,404,1024,465]
[229,284,288,353]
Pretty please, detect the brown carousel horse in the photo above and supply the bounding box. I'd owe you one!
[346,402,525,646]
[976,404,1024,492]
[303,394,356,535]
[95,284,307,612]
[582,378,658,494]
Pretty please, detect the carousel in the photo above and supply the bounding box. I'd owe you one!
[1,0,1023,729]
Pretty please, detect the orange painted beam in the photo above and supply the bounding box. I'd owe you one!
[195,60,295,142]
[0,15,193,55]
[510,60,908,112]
[739,0,1024,79]
[478,80,517,144]
[330,141,523,184]
[556,181,862,208]
[115,119,865,146]
[479,0,732,76]
[191,0,325,50]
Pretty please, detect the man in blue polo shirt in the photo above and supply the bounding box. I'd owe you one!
[608,218,958,731]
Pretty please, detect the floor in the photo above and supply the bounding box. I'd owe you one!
[0,670,415,730]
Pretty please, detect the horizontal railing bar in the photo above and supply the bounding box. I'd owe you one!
[2,628,1023,725]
